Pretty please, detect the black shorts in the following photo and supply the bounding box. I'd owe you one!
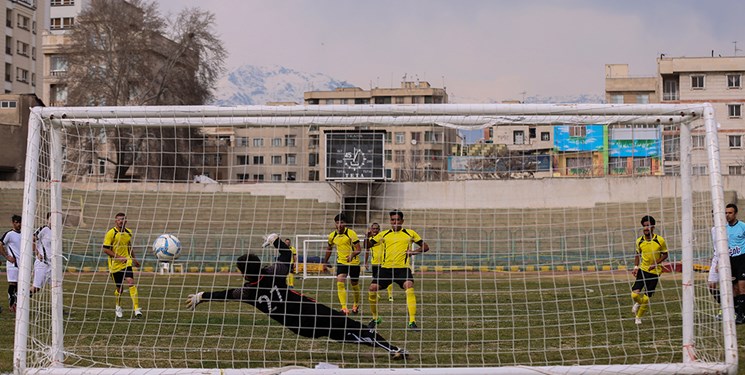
[731,255,745,281]
[371,265,382,280]
[111,267,134,289]
[375,267,413,289]
[336,264,360,280]
[631,269,659,297]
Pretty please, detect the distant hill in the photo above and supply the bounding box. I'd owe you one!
[212,65,605,106]
[211,64,354,106]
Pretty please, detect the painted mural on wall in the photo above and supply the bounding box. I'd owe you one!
[608,139,660,157]
[553,125,604,151]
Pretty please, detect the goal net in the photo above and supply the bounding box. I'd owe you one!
[13,103,736,374]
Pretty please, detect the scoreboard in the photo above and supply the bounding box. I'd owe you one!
[325,130,385,180]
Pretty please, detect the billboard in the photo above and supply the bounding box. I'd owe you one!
[325,130,385,180]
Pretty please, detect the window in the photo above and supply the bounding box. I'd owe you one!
[98,158,106,175]
[411,150,422,163]
[729,165,743,175]
[253,174,264,181]
[51,0,75,5]
[285,135,296,147]
[286,172,296,181]
[236,137,248,147]
[395,97,404,104]
[385,132,391,144]
[411,96,420,104]
[411,132,421,143]
[252,156,264,165]
[271,174,282,182]
[50,55,68,75]
[540,132,550,141]
[237,174,249,181]
[324,99,334,105]
[424,131,440,143]
[308,153,318,166]
[339,99,348,105]
[633,157,651,173]
[728,104,741,118]
[691,135,705,149]
[5,63,11,82]
[609,157,626,174]
[16,14,29,30]
[5,9,11,28]
[513,130,525,145]
[569,126,586,137]
[691,75,705,89]
[610,94,623,104]
[272,138,282,147]
[692,165,707,176]
[636,94,650,104]
[395,132,405,144]
[0,100,17,108]
[286,154,296,165]
[237,155,248,165]
[5,36,11,56]
[50,17,74,30]
[308,170,319,181]
[309,134,319,148]
[424,149,442,160]
[394,150,405,163]
[663,134,679,161]
[729,135,742,148]
[252,138,263,147]
[728,74,741,89]
[385,150,392,161]
[15,67,28,82]
[16,41,28,56]
[271,155,281,164]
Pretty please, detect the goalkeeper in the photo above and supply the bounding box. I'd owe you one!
[185,233,407,359]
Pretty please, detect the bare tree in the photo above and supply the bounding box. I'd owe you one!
[62,0,227,181]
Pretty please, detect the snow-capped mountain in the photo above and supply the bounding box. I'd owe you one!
[211,64,353,106]
[211,64,605,106]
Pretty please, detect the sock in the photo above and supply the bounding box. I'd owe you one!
[8,284,17,307]
[387,285,394,299]
[114,289,121,306]
[637,294,650,318]
[351,284,361,307]
[337,282,347,309]
[129,286,139,310]
[287,272,295,287]
[735,295,745,315]
[406,288,417,323]
[631,292,642,305]
[369,291,378,319]
[709,287,721,304]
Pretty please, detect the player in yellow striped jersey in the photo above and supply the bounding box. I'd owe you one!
[631,215,668,325]
[367,210,430,330]
[364,223,393,302]
[285,238,298,289]
[323,213,362,315]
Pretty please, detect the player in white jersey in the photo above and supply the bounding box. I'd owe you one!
[0,215,22,313]
[32,213,53,294]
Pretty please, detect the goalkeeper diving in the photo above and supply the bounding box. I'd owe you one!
[185,233,408,359]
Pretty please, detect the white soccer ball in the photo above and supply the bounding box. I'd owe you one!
[152,234,182,261]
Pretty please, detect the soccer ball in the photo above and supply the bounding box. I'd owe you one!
[152,234,182,261]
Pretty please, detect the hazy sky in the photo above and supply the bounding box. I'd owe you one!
[158,1,745,102]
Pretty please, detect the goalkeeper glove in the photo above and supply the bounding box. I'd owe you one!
[262,233,280,247]
[186,292,204,310]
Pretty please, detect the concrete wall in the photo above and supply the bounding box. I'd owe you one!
[5,175,740,210]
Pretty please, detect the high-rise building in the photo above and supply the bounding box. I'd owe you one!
[3,0,44,96]
[606,56,745,176]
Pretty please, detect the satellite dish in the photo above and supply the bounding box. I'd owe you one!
[411,139,418,145]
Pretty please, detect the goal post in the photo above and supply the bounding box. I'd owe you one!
[13,103,737,374]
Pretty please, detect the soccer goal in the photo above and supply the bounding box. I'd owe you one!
[13,103,736,374]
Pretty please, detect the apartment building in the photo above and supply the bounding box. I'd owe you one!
[605,56,745,176]
[223,81,457,183]
[3,0,44,96]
